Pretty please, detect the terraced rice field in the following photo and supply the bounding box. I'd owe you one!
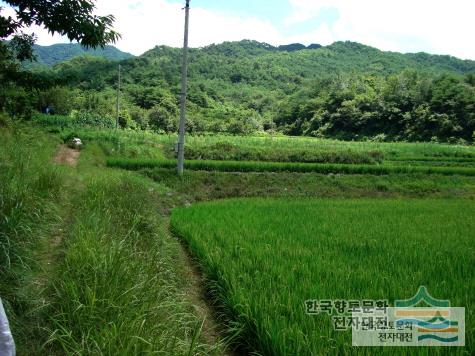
[171,198,475,355]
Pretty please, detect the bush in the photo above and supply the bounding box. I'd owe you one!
[148,105,178,133]
[33,112,115,128]
[0,111,12,127]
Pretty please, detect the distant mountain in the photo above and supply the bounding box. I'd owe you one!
[278,43,322,52]
[47,39,475,141]
[32,43,134,66]
[137,40,475,86]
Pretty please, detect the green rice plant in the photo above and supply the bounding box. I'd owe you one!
[107,157,475,176]
[389,156,475,163]
[171,198,475,355]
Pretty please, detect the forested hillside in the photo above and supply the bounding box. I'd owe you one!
[3,40,475,142]
[31,43,134,66]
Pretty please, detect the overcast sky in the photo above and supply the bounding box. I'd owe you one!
[2,0,475,59]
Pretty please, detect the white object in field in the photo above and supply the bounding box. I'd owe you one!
[72,137,82,148]
[0,298,15,356]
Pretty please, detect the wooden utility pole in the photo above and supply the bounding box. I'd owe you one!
[116,64,121,129]
[177,0,190,175]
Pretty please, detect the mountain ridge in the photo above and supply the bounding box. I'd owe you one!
[31,43,134,66]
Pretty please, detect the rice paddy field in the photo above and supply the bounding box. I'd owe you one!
[56,128,475,177]
[26,121,475,355]
[106,157,475,176]
[171,198,475,355]
[49,127,475,165]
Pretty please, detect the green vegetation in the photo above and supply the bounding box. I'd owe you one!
[0,127,64,352]
[107,157,475,176]
[0,126,223,354]
[171,134,475,160]
[1,4,474,351]
[171,198,475,355]
[2,119,475,354]
[43,126,475,166]
[3,38,475,142]
[143,169,475,201]
[47,168,219,354]
[32,43,133,67]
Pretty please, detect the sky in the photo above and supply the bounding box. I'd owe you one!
[1,0,475,59]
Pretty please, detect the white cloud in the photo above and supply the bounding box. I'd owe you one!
[94,0,282,55]
[2,0,474,59]
[285,0,475,59]
[0,4,68,44]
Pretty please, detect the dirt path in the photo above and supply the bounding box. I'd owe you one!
[51,143,230,353]
[176,240,228,352]
[54,144,80,167]
[34,145,80,290]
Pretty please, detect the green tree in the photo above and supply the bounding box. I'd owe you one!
[1,0,119,117]
[146,95,178,132]
[1,1,119,59]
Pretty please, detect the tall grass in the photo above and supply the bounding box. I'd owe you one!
[107,157,475,176]
[33,113,115,129]
[184,141,383,164]
[0,126,64,352]
[153,134,475,160]
[45,170,221,355]
[141,168,475,201]
[171,198,475,355]
[1,127,223,354]
[59,128,166,160]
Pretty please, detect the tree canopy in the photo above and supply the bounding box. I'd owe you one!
[0,0,119,118]
[1,0,119,59]
[2,38,475,143]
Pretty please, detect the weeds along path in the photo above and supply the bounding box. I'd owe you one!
[37,145,82,276]
[34,145,81,284]
[36,141,226,354]
[173,224,229,350]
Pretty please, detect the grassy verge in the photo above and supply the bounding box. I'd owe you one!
[184,142,383,164]
[171,198,475,355]
[46,169,221,354]
[140,168,475,202]
[107,157,475,176]
[152,134,475,160]
[1,126,224,354]
[0,126,65,353]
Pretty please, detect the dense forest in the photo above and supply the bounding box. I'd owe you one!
[1,40,475,143]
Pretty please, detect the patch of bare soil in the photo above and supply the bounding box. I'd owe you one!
[54,144,80,167]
